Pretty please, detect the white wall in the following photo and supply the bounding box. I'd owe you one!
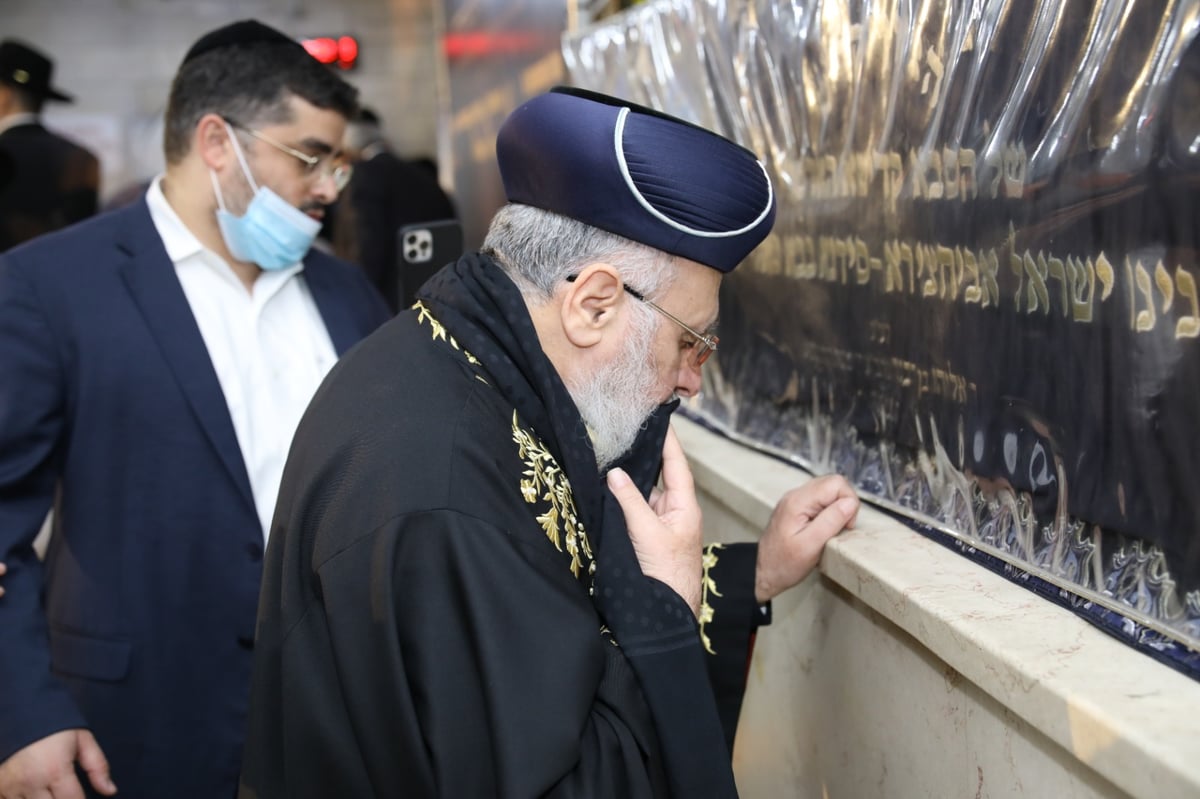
[4,0,440,202]
[676,415,1200,799]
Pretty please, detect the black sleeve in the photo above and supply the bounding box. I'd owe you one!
[246,510,669,799]
[697,541,766,751]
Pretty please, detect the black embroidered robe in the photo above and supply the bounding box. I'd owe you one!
[240,257,764,798]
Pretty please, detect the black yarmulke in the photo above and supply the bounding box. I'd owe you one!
[181,19,306,66]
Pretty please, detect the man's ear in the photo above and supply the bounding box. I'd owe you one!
[195,113,234,171]
[560,263,627,349]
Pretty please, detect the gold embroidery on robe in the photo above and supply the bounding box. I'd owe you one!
[413,303,595,587]
[512,411,595,583]
[699,543,725,654]
[414,300,482,367]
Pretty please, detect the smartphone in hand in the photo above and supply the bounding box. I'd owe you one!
[396,219,463,310]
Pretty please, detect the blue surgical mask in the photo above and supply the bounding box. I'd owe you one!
[210,123,322,271]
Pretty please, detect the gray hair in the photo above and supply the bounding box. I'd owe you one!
[482,203,678,303]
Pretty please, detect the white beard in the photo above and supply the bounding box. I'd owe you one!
[567,313,663,471]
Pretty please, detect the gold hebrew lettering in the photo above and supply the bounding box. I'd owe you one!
[1125,257,1135,329]
[1155,261,1173,311]
[1066,256,1094,322]
[958,149,978,200]
[831,157,850,198]
[923,46,945,100]
[1003,143,1027,198]
[942,147,959,200]
[984,154,1002,199]
[938,245,957,300]
[817,236,834,281]
[1046,256,1068,317]
[1095,252,1115,301]
[919,244,939,297]
[883,240,902,293]
[1025,252,1049,314]
[1011,250,1025,311]
[786,234,801,279]
[925,150,945,199]
[822,156,838,196]
[1174,267,1200,338]
[1133,259,1156,332]
[884,151,903,208]
[834,237,851,284]
[851,152,871,197]
[752,233,782,276]
[783,234,810,279]
[903,242,916,294]
[802,236,817,279]
[909,149,928,199]
[803,157,820,199]
[963,248,982,303]
[980,249,1000,308]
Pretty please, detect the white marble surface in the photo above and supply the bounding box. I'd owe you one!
[674,416,1200,799]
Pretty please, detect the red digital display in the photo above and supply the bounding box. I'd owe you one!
[301,36,359,70]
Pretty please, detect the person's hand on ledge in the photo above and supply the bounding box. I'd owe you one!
[0,561,6,598]
[755,475,860,604]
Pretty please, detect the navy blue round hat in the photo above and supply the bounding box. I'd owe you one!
[496,87,775,273]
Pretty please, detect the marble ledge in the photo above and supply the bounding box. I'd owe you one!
[673,415,1200,799]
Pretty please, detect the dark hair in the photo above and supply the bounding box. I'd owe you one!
[162,41,358,164]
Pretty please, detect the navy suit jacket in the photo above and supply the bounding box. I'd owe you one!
[0,198,390,797]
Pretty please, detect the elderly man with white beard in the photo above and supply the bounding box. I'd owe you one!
[238,87,860,799]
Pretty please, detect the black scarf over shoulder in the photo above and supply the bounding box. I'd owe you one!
[417,253,738,798]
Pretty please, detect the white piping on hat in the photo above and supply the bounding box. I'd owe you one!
[612,106,773,239]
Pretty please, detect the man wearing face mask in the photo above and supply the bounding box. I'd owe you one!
[0,19,389,799]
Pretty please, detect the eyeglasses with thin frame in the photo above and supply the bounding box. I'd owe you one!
[565,274,719,367]
[224,118,353,192]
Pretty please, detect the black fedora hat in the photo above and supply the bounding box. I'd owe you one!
[0,39,73,103]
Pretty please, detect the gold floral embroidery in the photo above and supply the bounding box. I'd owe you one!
[699,543,725,654]
[512,411,595,583]
[414,301,481,366]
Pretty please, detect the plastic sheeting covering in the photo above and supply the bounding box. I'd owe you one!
[564,0,1200,672]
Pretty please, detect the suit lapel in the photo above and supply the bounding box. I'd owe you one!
[304,253,359,355]
[114,201,257,515]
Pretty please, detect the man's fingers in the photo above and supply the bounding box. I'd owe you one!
[802,495,860,545]
[47,768,87,799]
[606,467,653,524]
[838,495,860,529]
[778,476,858,524]
[74,732,115,796]
[0,561,6,598]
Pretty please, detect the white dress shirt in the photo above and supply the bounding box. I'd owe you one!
[146,176,337,539]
